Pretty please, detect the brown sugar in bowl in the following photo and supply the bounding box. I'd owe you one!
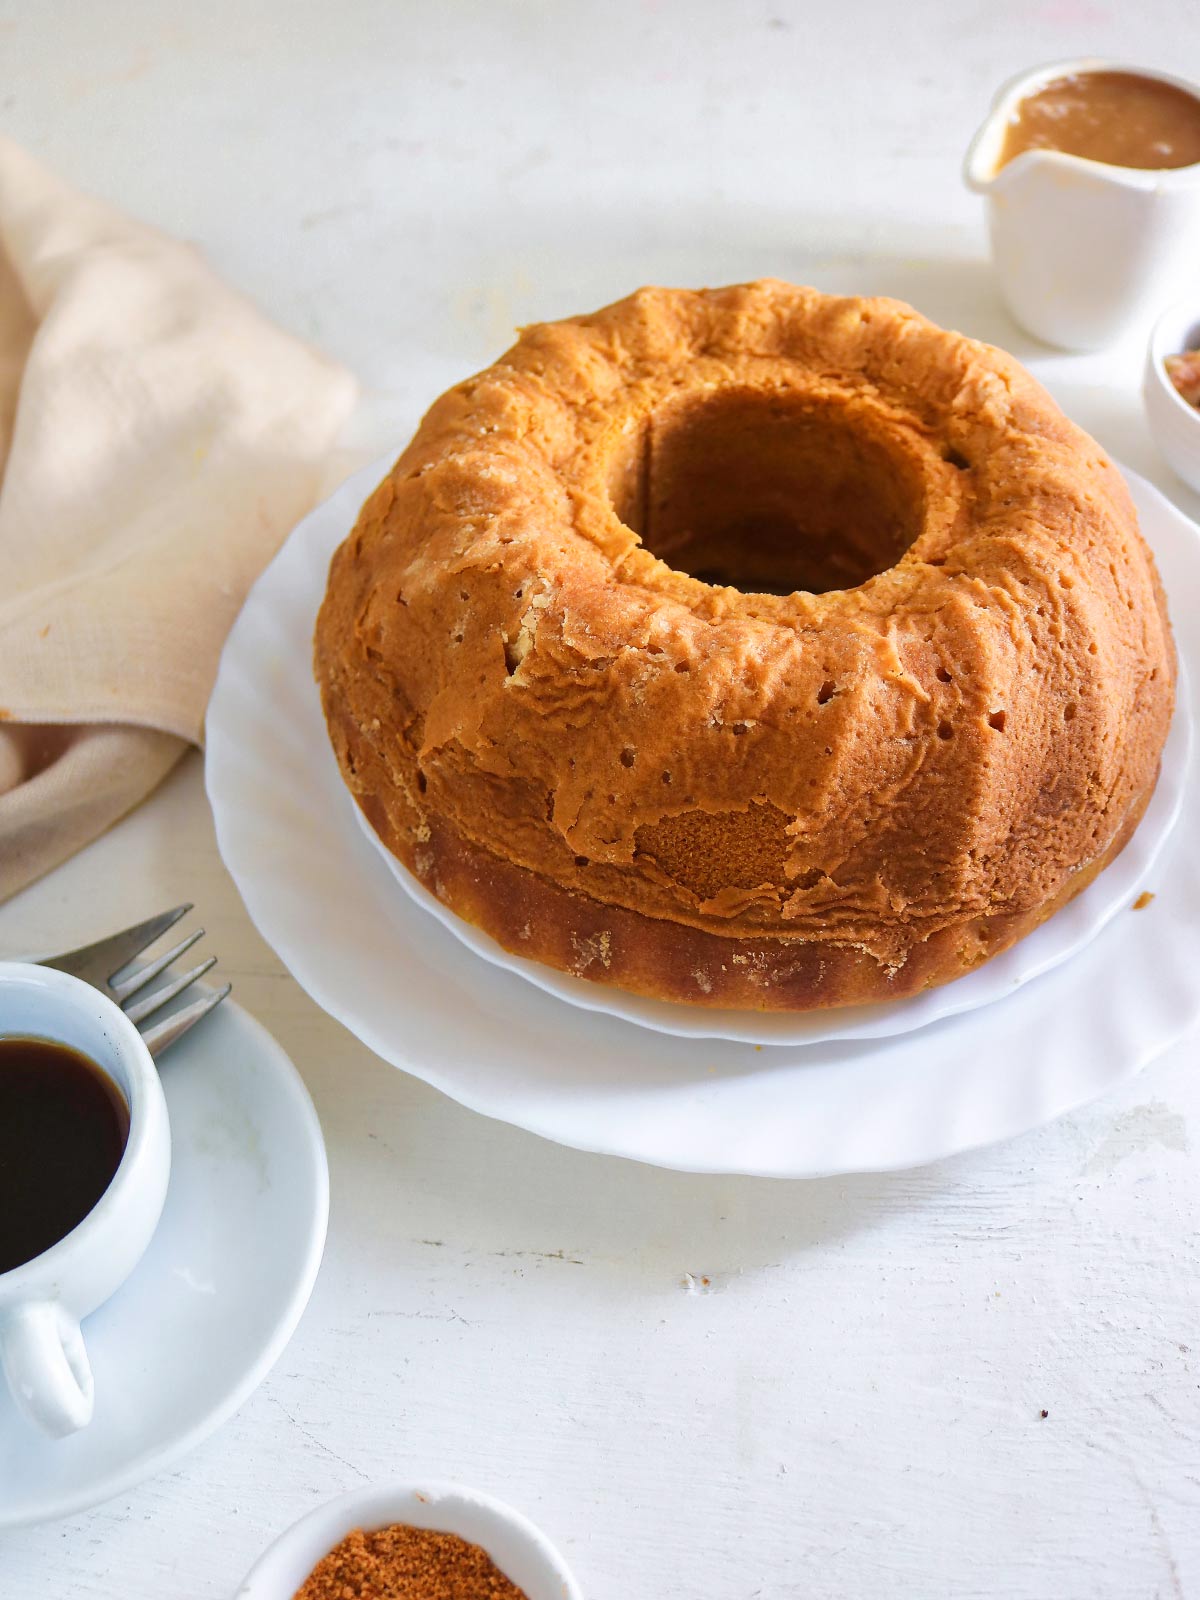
[314,281,1175,1012]
[234,1481,581,1600]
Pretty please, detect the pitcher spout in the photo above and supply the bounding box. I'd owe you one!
[964,57,1111,195]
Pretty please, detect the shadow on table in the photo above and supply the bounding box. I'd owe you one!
[315,1041,981,1297]
[419,199,1047,363]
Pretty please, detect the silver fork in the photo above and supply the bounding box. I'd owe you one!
[39,904,232,1058]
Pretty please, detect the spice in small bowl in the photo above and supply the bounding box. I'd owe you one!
[1144,297,1200,496]
[1165,348,1200,407]
[294,1522,528,1599]
[235,1481,582,1600]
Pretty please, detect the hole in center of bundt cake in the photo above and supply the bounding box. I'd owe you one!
[609,387,925,595]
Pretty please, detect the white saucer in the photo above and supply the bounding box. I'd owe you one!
[0,1000,328,1528]
[206,459,1200,1177]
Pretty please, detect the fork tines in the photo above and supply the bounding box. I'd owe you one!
[42,904,231,1057]
[138,980,232,1058]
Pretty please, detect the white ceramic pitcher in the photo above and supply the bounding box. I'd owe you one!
[965,59,1200,351]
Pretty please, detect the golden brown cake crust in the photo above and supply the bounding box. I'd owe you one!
[315,281,1175,1011]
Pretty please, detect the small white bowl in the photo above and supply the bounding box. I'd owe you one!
[1145,297,1200,495]
[234,1481,583,1600]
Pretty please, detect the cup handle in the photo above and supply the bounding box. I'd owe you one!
[0,1301,94,1436]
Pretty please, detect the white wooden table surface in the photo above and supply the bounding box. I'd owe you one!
[4,3,1200,1596]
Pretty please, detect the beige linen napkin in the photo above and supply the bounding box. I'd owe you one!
[0,139,357,902]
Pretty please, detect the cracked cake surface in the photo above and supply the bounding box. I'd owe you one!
[315,280,1175,1010]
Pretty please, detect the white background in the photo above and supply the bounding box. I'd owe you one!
[3,2,1200,1596]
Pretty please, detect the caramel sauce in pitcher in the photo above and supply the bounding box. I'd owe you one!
[998,71,1200,172]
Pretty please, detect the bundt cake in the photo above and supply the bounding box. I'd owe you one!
[315,281,1175,1011]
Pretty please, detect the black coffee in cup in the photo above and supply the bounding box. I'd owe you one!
[0,1038,130,1273]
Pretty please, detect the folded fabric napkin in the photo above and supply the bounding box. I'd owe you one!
[0,138,357,902]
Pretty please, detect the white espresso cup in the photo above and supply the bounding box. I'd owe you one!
[0,962,170,1437]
